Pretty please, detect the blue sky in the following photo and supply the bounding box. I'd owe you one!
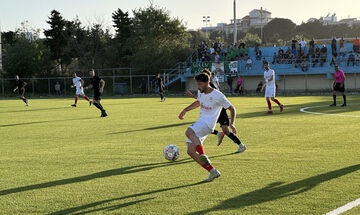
[1,0,360,34]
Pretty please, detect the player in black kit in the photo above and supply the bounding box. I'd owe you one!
[84,69,108,117]
[13,75,29,106]
[156,73,166,102]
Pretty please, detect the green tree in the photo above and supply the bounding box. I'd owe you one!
[128,5,192,74]
[44,10,73,71]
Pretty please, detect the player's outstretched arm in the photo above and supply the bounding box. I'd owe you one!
[100,79,105,93]
[178,101,200,120]
[84,84,93,90]
[13,86,18,92]
[227,105,237,134]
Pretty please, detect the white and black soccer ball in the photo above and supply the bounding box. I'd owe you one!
[163,145,180,161]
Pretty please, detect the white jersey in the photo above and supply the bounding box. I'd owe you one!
[264,69,275,88]
[197,89,231,130]
[72,77,82,90]
[211,76,219,89]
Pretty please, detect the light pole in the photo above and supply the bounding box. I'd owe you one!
[233,0,237,45]
[0,24,2,71]
[203,16,210,38]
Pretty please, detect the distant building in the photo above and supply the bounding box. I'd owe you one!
[338,18,360,27]
[201,7,272,36]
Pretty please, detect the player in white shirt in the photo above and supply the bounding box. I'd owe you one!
[210,72,220,90]
[179,72,237,182]
[70,72,92,107]
[260,62,283,114]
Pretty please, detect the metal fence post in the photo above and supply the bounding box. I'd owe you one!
[130,68,133,94]
[48,78,51,95]
[1,79,4,97]
[147,75,150,94]
[63,78,66,96]
[31,79,35,96]
[112,69,115,95]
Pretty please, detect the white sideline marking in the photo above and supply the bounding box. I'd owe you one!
[300,105,360,118]
[324,198,360,215]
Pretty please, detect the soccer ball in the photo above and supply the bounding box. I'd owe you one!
[164,145,180,161]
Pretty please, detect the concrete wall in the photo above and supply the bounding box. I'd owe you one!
[185,74,360,93]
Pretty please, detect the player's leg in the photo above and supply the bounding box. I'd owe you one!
[81,94,92,106]
[72,95,78,107]
[220,125,247,153]
[92,91,107,116]
[19,90,28,106]
[266,97,272,114]
[330,90,337,106]
[185,126,220,182]
[271,97,284,112]
[341,91,346,107]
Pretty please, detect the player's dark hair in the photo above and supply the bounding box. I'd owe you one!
[195,73,210,83]
[201,68,211,77]
[264,61,269,65]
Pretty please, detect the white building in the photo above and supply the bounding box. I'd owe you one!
[249,8,272,28]
[202,7,272,36]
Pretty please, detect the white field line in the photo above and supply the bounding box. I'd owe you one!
[300,105,360,118]
[324,198,360,215]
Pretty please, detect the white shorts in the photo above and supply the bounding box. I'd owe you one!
[186,120,212,144]
[265,86,276,98]
[76,88,85,96]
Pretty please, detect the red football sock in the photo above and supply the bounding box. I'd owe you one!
[273,99,281,106]
[75,96,78,104]
[267,100,272,110]
[83,96,90,101]
[195,145,205,155]
[201,164,214,172]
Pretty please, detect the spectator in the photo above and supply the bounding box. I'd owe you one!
[330,54,337,66]
[227,75,233,94]
[340,37,345,48]
[55,82,61,95]
[299,38,306,52]
[308,38,315,56]
[272,52,277,64]
[339,45,347,57]
[245,57,252,69]
[256,81,263,93]
[320,45,327,67]
[355,52,360,65]
[291,38,298,50]
[312,46,321,67]
[301,56,310,72]
[214,52,220,63]
[331,37,337,56]
[256,49,262,60]
[234,76,243,94]
[347,51,355,66]
[353,37,359,53]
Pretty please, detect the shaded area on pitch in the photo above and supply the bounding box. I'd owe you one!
[0,153,235,198]
[188,164,360,215]
[108,121,194,134]
[0,117,96,128]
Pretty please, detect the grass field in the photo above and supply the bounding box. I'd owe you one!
[0,95,359,215]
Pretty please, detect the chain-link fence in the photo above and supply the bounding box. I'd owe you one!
[0,68,186,97]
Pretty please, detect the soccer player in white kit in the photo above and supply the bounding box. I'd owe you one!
[179,72,237,182]
[71,72,92,107]
[261,62,283,114]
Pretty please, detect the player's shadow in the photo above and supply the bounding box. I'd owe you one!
[0,153,235,197]
[0,117,95,128]
[48,182,205,215]
[108,122,194,135]
[188,164,360,215]
[0,106,72,114]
